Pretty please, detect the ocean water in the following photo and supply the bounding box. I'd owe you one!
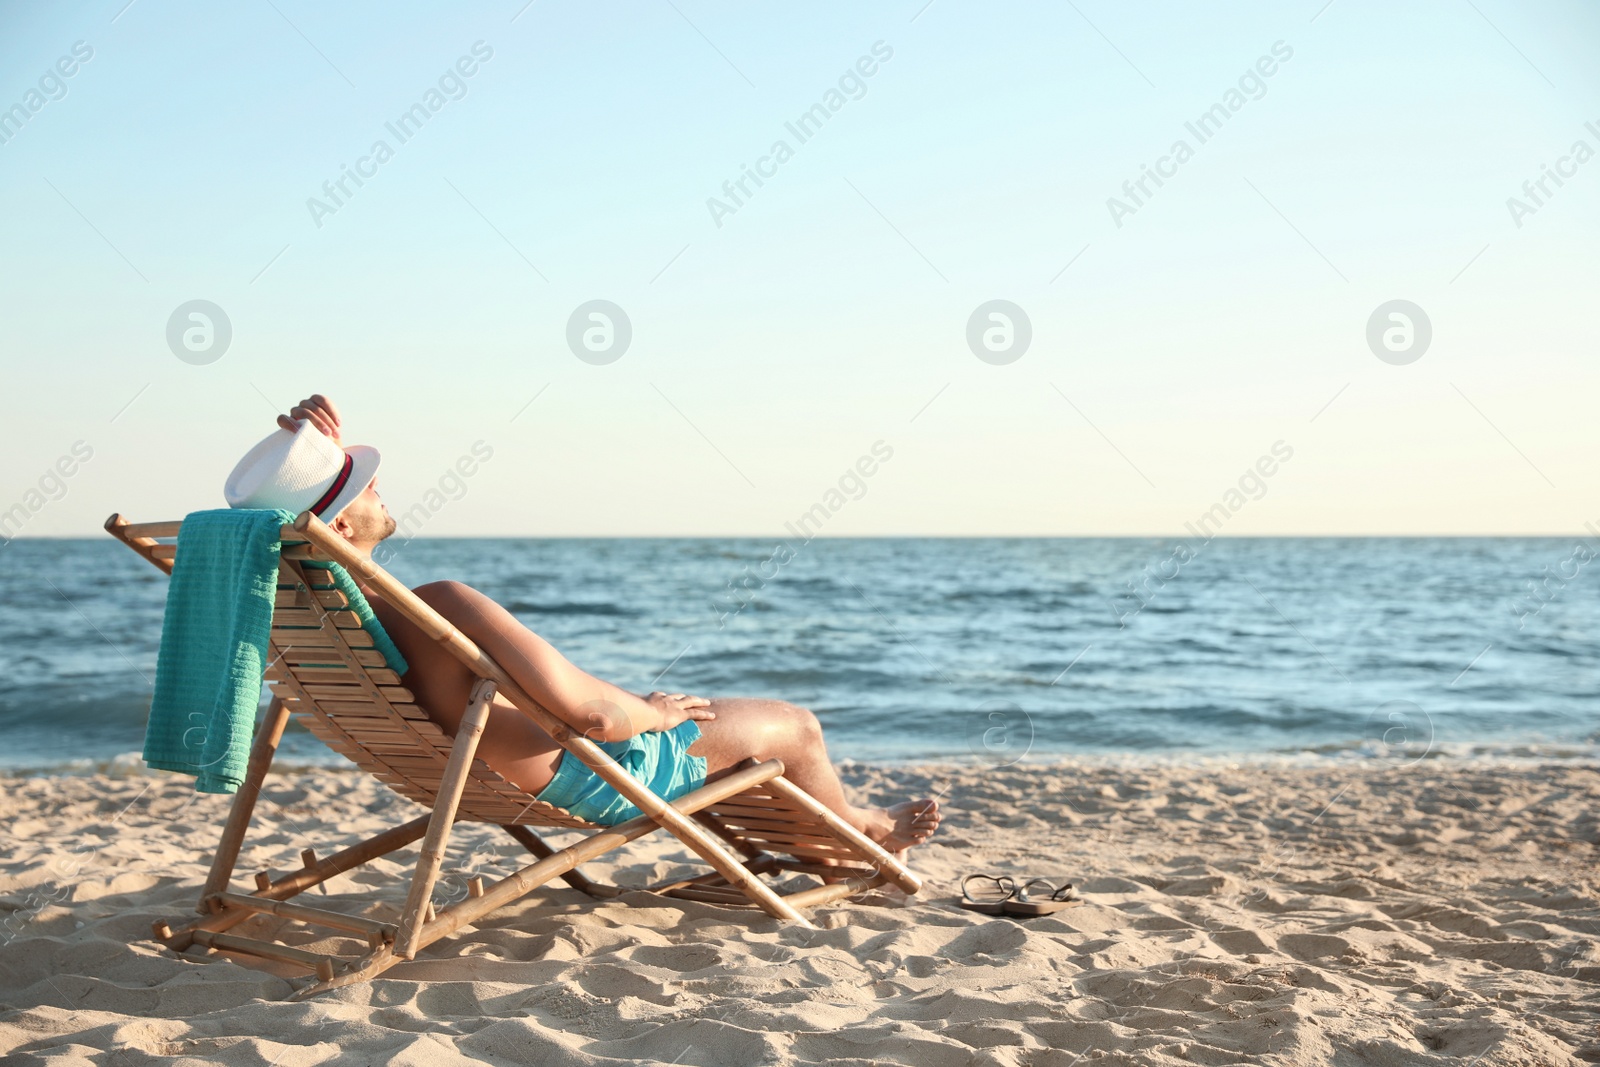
[1,537,1596,773]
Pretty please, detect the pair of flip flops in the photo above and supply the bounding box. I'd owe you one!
[959,874,1082,917]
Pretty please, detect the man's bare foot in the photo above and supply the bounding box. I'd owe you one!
[810,800,940,882]
[872,797,941,854]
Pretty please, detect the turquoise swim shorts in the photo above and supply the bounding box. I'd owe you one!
[534,720,708,826]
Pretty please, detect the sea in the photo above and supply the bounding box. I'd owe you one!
[1,537,1597,774]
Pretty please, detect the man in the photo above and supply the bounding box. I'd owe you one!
[257,394,939,853]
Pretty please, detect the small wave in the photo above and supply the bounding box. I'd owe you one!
[504,601,637,617]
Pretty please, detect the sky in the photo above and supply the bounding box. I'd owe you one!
[1,0,1598,537]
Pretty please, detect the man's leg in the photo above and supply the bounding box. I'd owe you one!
[687,698,939,852]
[391,581,938,849]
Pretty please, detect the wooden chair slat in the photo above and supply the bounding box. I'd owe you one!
[320,705,436,727]
[271,608,364,629]
[729,838,857,859]
[377,755,453,769]
[321,718,425,738]
[298,683,416,702]
[115,520,300,541]
[704,791,798,807]
[270,628,376,649]
[466,774,529,795]
[362,742,440,755]
[277,648,388,667]
[703,800,809,820]
[717,827,857,850]
[274,588,349,609]
[328,730,443,753]
[278,578,337,591]
[280,666,402,687]
[307,697,427,717]
[324,723,438,748]
[702,812,835,835]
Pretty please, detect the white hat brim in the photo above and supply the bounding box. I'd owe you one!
[318,444,381,522]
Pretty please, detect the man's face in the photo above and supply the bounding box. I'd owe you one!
[333,479,396,551]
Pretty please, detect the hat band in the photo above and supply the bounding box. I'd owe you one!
[310,453,355,516]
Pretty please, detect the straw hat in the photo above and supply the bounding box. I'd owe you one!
[224,420,381,520]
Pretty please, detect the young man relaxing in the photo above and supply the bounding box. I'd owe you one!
[237,394,940,854]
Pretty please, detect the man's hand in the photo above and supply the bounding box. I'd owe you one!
[276,394,344,446]
[644,691,715,731]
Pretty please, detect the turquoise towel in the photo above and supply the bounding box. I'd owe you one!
[144,509,409,794]
[145,509,295,793]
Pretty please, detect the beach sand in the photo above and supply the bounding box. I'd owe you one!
[1,758,1596,1066]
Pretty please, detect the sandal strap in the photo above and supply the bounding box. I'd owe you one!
[961,873,1017,902]
[1020,877,1074,901]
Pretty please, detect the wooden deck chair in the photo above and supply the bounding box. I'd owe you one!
[106,510,920,1000]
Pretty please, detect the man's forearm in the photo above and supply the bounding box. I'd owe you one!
[484,631,667,742]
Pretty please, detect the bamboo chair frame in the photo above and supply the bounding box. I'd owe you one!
[106,510,920,999]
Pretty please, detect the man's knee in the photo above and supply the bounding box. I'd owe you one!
[786,704,824,744]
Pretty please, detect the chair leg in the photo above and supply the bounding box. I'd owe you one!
[395,679,496,959]
[157,814,432,952]
[499,824,617,897]
[195,697,292,913]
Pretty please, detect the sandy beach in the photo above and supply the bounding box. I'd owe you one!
[1,757,1596,1066]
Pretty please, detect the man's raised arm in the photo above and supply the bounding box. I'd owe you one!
[413,580,715,743]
